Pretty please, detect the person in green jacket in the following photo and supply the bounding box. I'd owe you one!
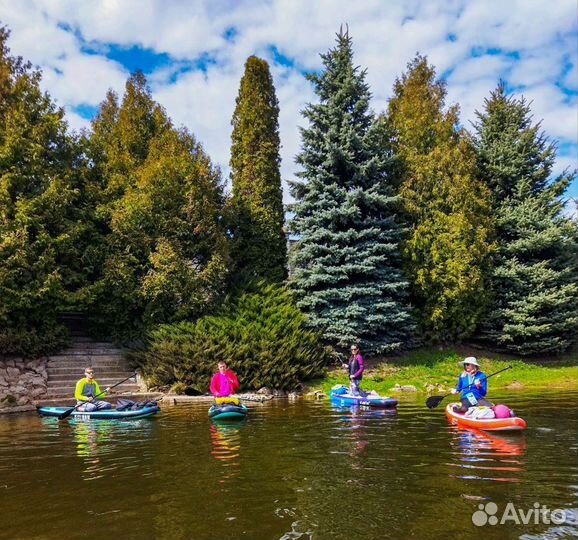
[75,367,112,412]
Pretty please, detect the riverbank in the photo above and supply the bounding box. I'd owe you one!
[306,346,578,396]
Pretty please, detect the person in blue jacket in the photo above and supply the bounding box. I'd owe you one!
[451,357,493,413]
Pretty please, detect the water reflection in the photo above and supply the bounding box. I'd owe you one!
[209,420,244,483]
[37,416,158,483]
[448,426,527,483]
[332,405,396,463]
[72,420,112,458]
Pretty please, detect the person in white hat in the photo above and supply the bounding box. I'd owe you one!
[450,357,493,413]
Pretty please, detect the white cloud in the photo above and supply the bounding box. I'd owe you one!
[448,55,511,85]
[564,62,578,90]
[455,0,577,52]
[508,52,565,88]
[522,84,578,142]
[43,53,128,107]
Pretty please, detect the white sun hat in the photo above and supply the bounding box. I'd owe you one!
[460,356,480,367]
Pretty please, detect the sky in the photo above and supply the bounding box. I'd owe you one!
[1,0,577,213]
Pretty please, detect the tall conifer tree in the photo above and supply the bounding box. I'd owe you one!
[290,29,415,353]
[230,56,286,284]
[0,27,87,355]
[385,55,493,342]
[473,83,578,354]
[88,73,229,340]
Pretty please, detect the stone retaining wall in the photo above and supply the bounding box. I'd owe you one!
[0,357,48,413]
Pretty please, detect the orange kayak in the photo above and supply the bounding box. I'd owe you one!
[445,404,527,431]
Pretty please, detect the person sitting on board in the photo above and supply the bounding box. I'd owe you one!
[74,367,112,412]
[451,357,493,413]
[210,361,240,398]
[342,344,364,397]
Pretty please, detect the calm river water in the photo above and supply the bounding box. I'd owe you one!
[0,390,577,540]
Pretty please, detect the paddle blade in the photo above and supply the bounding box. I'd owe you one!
[57,407,76,420]
[426,395,445,409]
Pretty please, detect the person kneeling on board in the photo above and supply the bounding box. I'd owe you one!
[210,361,240,398]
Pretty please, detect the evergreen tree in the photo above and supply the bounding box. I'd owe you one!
[385,55,493,342]
[230,56,286,284]
[89,72,171,206]
[289,29,415,353]
[0,26,88,356]
[473,83,578,354]
[88,74,229,340]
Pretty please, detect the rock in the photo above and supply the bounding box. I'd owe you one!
[272,389,286,397]
[0,376,7,387]
[400,385,417,392]
[314,391,325,400]
[25,359,38,371]
[10,385,27,396]
[3,359,15,368]
[31,385,47,398]
[29,376,45,387]
[287,392,300,399]
[17,396,30,406]
[506,381,524,390]
[257,387,272,396]
[20,371,34,382]
[6,367,20,380]
[393,384,402,391]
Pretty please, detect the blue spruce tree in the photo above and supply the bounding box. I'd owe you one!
[473,83,578,354]
[289,29,415,353]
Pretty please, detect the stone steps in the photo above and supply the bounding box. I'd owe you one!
[45,383,140,398]
[48,361,128,371]
[48,356,128,371]
[46,377,138,392]
[49,350,125,358]
[48,363,131,376]
[44,337,140,400]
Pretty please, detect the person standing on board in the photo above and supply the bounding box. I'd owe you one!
[451,357,493,413]
[74,367,112,411]
[210,361,240,397]
[343,344,364,396]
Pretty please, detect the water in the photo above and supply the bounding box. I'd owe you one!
[0,391,576,540]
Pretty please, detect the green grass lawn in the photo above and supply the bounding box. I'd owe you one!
[306,346,578,396]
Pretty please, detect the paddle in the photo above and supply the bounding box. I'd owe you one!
[58,373,137,420]
[425,365,512,409]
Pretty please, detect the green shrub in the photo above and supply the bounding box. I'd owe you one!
[0,324,68,359]
[134,284,333,392]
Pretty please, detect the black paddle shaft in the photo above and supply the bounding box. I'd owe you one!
[58,373,137,419]
[426,365,512,409]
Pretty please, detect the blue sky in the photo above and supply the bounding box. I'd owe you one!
[1,0,576,212]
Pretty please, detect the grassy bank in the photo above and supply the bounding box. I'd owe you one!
[307,347,578,396]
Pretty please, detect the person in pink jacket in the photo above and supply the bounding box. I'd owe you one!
[210,361,240,397]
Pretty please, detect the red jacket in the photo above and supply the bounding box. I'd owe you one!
[210,370,240,397]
